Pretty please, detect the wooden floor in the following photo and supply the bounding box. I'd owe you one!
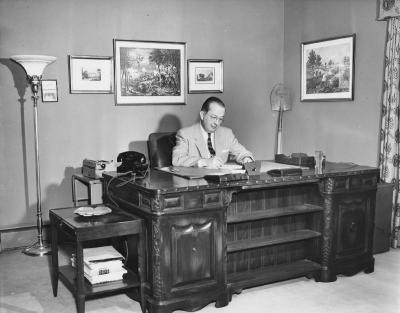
[0,248,399,313]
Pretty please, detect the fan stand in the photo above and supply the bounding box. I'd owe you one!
[270,83,292,155]
[275,104,283,155]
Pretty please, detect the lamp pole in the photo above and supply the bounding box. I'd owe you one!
[274,101,284,155]
[26,75,49,255]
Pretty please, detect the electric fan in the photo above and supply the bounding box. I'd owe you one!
[270,83,292,154]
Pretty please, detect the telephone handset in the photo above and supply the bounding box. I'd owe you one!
[117,151,148,175]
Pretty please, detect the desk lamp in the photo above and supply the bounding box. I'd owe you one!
[10,55,56,256]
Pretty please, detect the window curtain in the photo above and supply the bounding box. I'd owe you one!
[379,17,400,248]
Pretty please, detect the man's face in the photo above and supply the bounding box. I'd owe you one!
[200,102,225,133]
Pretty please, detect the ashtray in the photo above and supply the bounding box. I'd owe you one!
[74,205,112,217]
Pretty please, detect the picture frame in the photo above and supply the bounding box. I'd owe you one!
[377,0,400,20]
[187,59,223,93]
[41,79,58,102]
[113,39,186,105]
[68,55,113,94]
[301,34,355,101]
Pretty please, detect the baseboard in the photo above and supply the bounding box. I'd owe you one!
[0,224,50,252]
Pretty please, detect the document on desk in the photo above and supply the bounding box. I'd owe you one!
[256,160,306,172]
[157,166,245,179]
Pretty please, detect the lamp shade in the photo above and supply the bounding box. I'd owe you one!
[10,55,56,77]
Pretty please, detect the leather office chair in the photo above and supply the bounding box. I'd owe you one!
[147,132,177,168]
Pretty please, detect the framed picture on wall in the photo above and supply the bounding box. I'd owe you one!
[68,55,113,94]
[41,79,58,102]
[187,59,223,93]
[113,39,186,105]
[377,0,400,20]
[301,34,355,101]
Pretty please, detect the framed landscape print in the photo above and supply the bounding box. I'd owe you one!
[187,59,223,93]
[69,55,113,94]
[41,79,58,102]
[301,34,355,101]
[113,39,186,105]
[377,0,400,20]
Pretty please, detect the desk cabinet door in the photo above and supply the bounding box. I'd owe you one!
[171,220,215,285]
[335,193,374,259]
[156,211,225,296]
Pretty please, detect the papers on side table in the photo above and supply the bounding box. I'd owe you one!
[74,205,112,217]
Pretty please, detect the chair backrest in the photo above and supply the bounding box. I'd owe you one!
[147,132,177,168]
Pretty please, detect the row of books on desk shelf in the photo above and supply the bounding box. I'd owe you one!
[71,245,127,285]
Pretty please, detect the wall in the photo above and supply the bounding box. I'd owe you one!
[283,0,386,166]
[0,0,283,242]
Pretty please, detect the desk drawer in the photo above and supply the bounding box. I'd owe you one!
[320,174,378,194]
[141,191,224,212]
[53,217,75,238]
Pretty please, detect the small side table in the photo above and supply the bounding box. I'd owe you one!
[50,206,146,313]
[71,174,103,206]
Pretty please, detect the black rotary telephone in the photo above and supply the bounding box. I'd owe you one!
[116,151,148,175]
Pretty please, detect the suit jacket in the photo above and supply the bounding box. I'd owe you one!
[172,123,254,167]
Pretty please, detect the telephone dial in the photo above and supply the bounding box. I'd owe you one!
[117,151,148,175]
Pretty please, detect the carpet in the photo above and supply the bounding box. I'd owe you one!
[0,292,43,313]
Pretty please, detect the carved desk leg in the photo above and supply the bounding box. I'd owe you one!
[320,193,337,282]
[319,178,337,282]
[147,218,164,313]
[215,198,229,309]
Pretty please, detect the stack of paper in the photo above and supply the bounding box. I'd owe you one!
[71,246,127,285]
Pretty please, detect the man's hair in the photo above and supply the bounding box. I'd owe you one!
[201,97,225,112]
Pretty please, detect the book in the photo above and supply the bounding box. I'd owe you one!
[84,259,124,271]
[83,246,125,263]
[71,257,125,276]
[84,269,127,285]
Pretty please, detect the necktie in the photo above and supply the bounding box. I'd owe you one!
[207,133,216,156]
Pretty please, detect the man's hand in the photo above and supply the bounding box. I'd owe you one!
[198,157,224,169]
[241,156,253,164]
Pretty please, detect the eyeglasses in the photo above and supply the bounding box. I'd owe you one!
[207,113,224,123]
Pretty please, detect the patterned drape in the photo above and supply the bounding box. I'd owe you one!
[379,17,400,248]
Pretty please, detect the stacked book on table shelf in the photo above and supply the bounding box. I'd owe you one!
[71,245,127,285]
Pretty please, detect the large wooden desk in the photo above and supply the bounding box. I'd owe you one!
[103,162,379,313]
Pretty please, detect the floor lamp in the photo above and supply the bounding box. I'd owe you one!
[10,55,56,256]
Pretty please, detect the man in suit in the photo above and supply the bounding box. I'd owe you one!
[172,97,254,168]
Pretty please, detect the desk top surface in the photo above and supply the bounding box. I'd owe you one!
[103,162,379,195]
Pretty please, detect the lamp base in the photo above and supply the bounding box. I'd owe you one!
[23,241,51,256]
